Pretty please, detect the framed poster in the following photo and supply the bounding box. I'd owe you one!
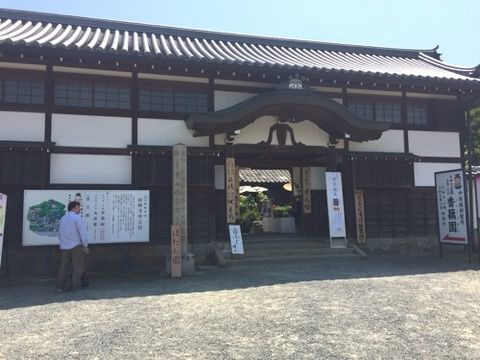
[23,190,150,246]
[435,169,468,245]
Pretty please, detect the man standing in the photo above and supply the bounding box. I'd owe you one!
[56,201,89,292]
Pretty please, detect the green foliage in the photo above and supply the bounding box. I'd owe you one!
[239,194,261,233]
[469,108,480,166]
[272,205,293,218]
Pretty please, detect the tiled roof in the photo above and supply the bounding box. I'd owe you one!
[240,169,291,183]
[0,8,479,83]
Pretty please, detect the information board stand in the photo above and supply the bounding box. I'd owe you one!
[435,169,470,261]
[326,172,347,249]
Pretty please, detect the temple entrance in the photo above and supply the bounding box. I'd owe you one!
[238,168,299,236]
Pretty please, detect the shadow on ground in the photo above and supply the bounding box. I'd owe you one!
[0,252,478,310]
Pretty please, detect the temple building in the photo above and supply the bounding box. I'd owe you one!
[0,8,479,275]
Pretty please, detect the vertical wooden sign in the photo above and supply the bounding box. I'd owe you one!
[172,144,187,255]
[226,157,236,223]
[302,167,311,214]
[292,167,302,196]
[235,166,241,221]
[354,190,366,244]
[171,224,182,278]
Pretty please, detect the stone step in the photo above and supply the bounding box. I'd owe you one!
[243,241,330,251]
[225,252,361,265]
[224,245,359,259]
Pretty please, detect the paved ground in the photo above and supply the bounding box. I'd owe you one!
[1,253,480,359]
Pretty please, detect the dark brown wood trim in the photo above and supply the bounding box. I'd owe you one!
[131,70,139,146]
[138,78,209,90]
[0,140,54,150]
[3,47,479,94]
[131,70,139,187]
[47,183,133,190]
[402,91,409,153]
[53,71,132,84]
[52,146,131,155]
[208,76,214,112]
[52,107,132,117]
[213,84,272,94]
[417,157,462,163]
[137,111,190,120]
[44,64,54,186]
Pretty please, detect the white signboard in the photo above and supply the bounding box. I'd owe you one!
[325,172,347,238]
[23,190,150,246]
[435,169,468,245]
[0,193,7,268]
[228,224,244,255]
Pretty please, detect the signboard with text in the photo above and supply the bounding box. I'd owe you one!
[325,172,347,239]
[435,169,468,245]
[354,190,366,244]
[228,225,244,255]
[23,190,150,246]
[171,224,182,278]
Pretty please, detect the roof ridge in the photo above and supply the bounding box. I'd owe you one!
[0,7,440,58]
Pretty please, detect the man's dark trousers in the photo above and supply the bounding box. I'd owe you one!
[57,245,85,290]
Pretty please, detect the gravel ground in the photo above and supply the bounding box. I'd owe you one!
[1,254,479,360]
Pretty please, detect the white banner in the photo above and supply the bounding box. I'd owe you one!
[325,172,347,238]
[23,190,150,246]
[435,169,468,245]
[0,193,7,268]
[229,224,244,255]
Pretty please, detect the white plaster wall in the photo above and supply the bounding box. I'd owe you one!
[52,114,131,148]
[233,116,332,147]
[408,131,460,158]
[50,154,131,184]
[349,130,404,153]
[0,111,45,141]
[414,162,462,187]
[0,62,45,70]
[138,73,208,83]
[215,165,225,189]
[214,91,257,111]
[214,134,226,146]
[310,167,326,190]
[138,118,209,146]
[53,66,131,78]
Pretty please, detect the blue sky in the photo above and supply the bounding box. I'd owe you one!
[1,0,478,67]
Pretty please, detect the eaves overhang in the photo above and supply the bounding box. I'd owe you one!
[186,89,390,142]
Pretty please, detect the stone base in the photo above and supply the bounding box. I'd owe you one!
[165,253,196,276]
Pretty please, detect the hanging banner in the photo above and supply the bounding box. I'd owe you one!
[302,167,311,214]
[292,167,302,196]
[225,157,236,223]
[354,190,366,243]
[325,172,347,238]
[229,224,244,255]
[23,190,150,246]
[0,193,7,268]
[435,169,468,245]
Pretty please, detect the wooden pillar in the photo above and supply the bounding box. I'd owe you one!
[327,148,337,172]
[172,144,188,256]
[225,144,236,225]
